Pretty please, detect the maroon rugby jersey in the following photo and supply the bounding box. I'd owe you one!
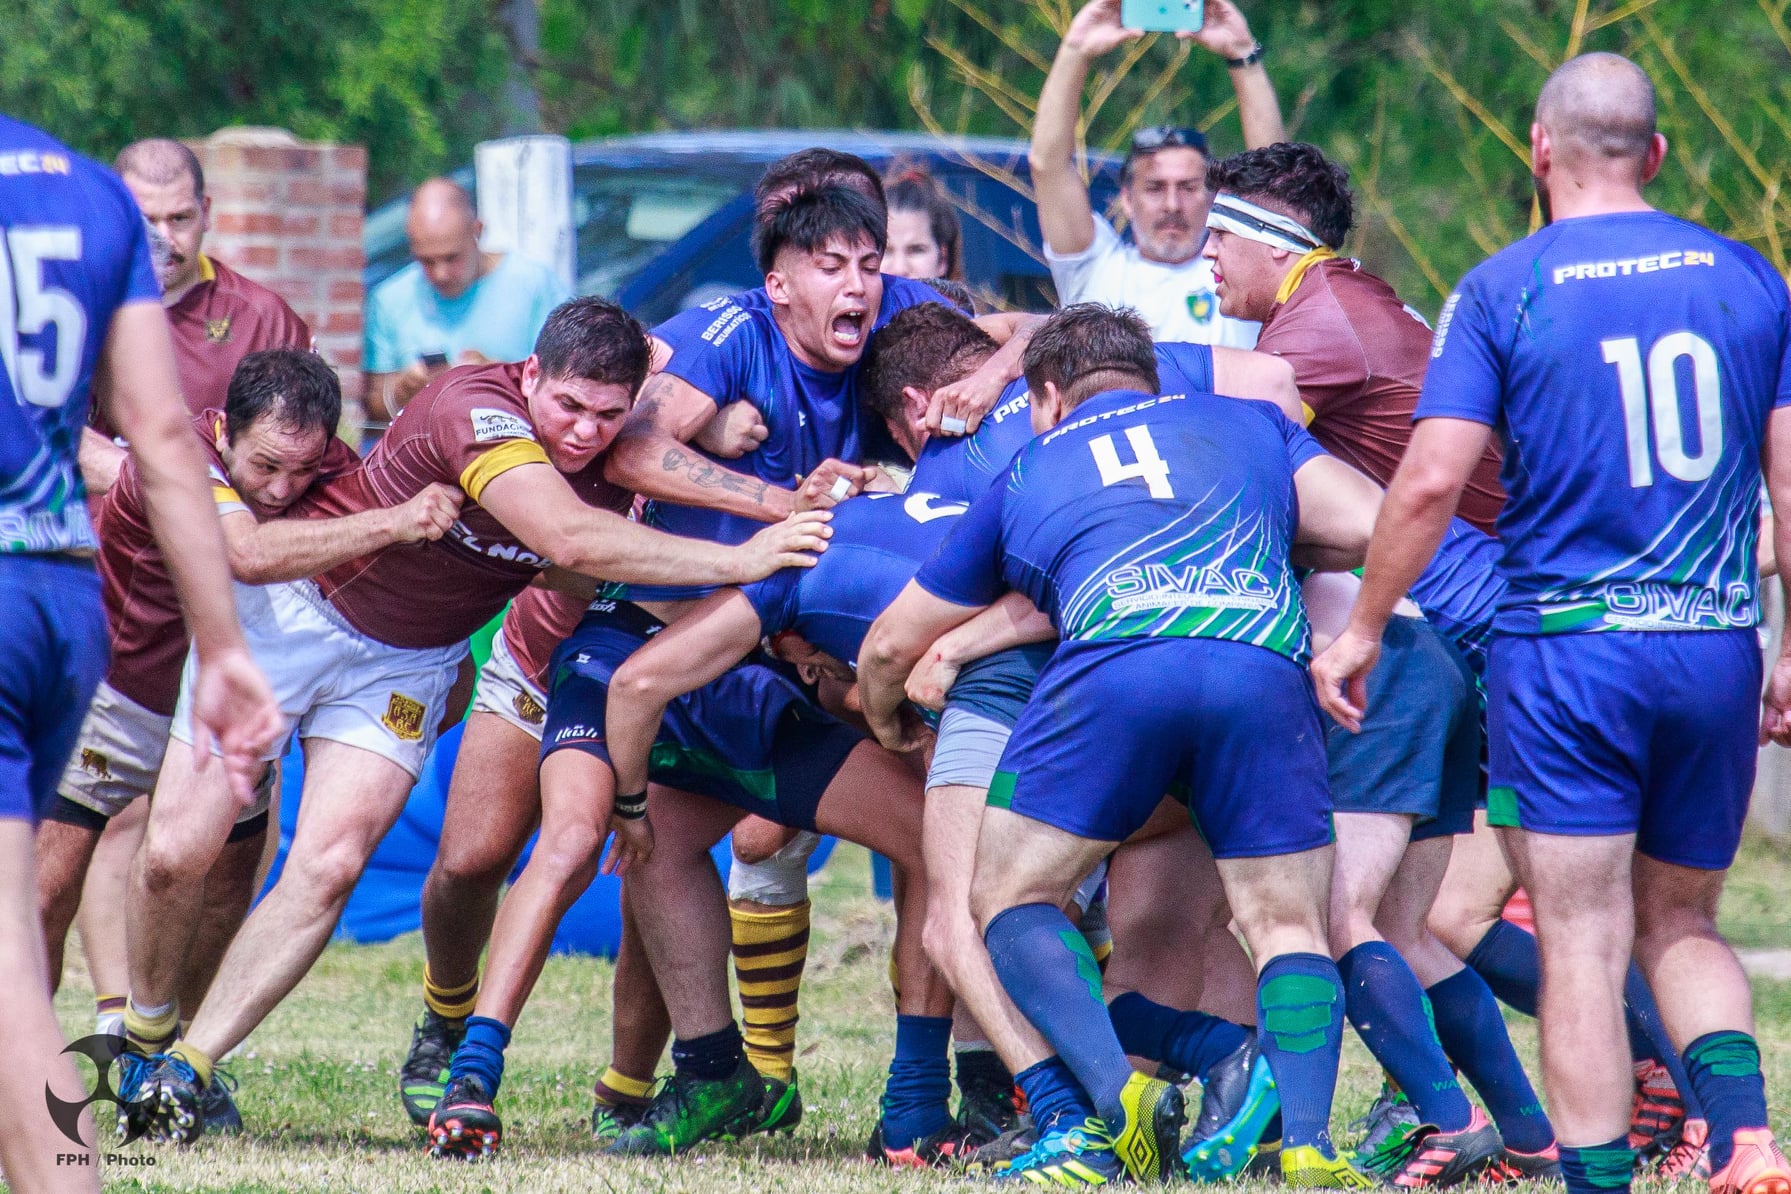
[92,256,311,436]
[501,585,587,692]
[98,410,357,715]
[1255,255,1505,533]
[304,362,631,650]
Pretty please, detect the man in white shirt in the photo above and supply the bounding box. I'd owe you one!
[1030,0,1282,347]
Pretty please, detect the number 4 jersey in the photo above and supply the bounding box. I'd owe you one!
[1420,210,1791,635]
[0,115,161,554]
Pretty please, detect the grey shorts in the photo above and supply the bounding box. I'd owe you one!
[926,707,1012,792]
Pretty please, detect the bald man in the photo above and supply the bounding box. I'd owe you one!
[1314,52,1791,1194]
[364,178,571,421]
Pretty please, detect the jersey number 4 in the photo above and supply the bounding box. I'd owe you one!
[1601,332,1721,487]
[1090,425,1175,499]
[0,225,87,409]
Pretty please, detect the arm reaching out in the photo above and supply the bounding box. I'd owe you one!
[97,302,283,801]
[1191,0,1284,148]
[857,580,989,749]
[222,482,463,584]
[1030,0,1139,258]
[605,372,799,520]
[904,591,1056,710]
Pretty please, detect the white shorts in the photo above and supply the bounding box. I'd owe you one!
[59,681,274,821]
[467,629,549,742]
[173,579,465,779]
[925,707,1012,793]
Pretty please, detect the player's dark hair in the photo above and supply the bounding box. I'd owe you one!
[921,277,976,315]
[754,149,886,214]
[886,166,963,280]
[115,138,205,200]
[1022,304,1159,411]
[1207,142,1355,250]
[532,297,652,393]
[225,349,341,443]
[752,182,889,275]
[860,303,998,429]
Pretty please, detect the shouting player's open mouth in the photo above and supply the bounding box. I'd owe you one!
[830,307,867,350]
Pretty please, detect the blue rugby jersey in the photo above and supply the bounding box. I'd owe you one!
[0,115,161,553]
[1419,211,1791,635]
[916,388,1325,660]
[741,489,968,667]
[1408,518,1504,678]
[909,340,1218,503]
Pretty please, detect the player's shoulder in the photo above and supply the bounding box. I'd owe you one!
[654,293,775,362]
[880,274,949,314]
[413,361,535,442]
[208,258,310,332]
[0,119,141,229]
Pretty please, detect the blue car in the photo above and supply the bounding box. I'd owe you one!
[363,129,1122,322]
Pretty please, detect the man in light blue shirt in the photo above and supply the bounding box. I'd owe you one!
[363,178,570,421]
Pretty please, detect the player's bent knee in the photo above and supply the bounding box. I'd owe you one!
[285,841,375,909]
[533,823,603,882]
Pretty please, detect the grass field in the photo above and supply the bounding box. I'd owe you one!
[49,837,1791,1193]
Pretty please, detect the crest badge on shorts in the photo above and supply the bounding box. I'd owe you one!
[79,749,112,779]
[513,691,546,726]
[382,693,426,740]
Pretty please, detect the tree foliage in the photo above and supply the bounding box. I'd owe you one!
[3,0,1787,305]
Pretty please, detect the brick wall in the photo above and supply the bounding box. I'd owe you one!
[188,127,367,421]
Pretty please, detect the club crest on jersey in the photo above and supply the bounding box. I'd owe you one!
[382,693,426,741]
[513,690,546,725]
[79,749,112,780]
[204,317,232,344]
[470,408,536,443]
[1186,292,1216,323]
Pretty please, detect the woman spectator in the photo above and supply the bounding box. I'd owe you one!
[884,167,963,280]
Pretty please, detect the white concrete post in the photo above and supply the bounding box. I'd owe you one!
[474,135,575,292]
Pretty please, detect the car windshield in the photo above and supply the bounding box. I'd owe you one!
[574,166,744,298]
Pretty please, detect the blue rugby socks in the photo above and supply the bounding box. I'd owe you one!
[1015,1056,1099,1136]
[447,1015,512,1099]
[985,903,1136,1128]
[1623,964,1703,1118]
[879,1014,955,1150]
[1560,1137,1634,1194]
[1683,1031,1769,1171]
[1257,952,1347,1153]
[1426,967,1554,1152]
[1107,990,1248,1084]
[1339,942,1473,1133]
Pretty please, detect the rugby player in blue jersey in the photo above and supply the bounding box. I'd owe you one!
[0,115,281,1191]
[1312,54,1791,1194]
[860,304,1385,1186]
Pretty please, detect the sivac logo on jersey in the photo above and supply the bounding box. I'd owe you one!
[1103,562,1276,615]
[1598,580,1755,631]
[1551,250,1717,285]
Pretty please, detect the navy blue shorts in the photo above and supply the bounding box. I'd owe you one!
[945,644,1052,728]
[0,556,108,822]
[990,638,1332,857]
[541,600,862,833]
[1487,630,1760,870]
[1326,616,1479,841]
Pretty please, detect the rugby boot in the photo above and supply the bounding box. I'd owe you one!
[1001,1118,1125,1186]
[1483,1142,1563,1184]
[876,1120,975,1169]
[1282,1143,1379,1189]
[1709,1129,1791,1194]
[426,1074,501,1160]
[1647,1119,1711,1185]
[590,1093,649,1144]
[400,1009,465,1128]
[958,1071,1024,1148]
[1388,1107,1505,1188]
[605,1057,764,1156]
[736,1071,802,1137]
[1109,1071,1186,1182]
[1353,1079,1423,1167]
[966,1125,1039,1174]
[1631,1061,1689,1162]
[137,1053,205,1145]
[198,1067,243,1136]
[1183,1036,1281,1182]
[114,1049,154,1142]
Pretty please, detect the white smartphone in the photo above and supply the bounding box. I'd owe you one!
[1121,0,1205,33]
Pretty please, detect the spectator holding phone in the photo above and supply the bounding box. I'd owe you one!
[1030,0,1282,345]
[363,178,570,421]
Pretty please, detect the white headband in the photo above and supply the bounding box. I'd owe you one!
[1206,193,1325,254]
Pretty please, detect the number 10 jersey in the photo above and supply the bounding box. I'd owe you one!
[1419,209,1791,636]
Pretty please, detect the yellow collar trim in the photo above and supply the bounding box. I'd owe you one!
[197,253,216,284]
[1274,247,1339,306]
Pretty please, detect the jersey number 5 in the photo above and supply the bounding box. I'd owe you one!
[0,225,87,409]
[1090,425,1174,499]
[1601,332,1722,487]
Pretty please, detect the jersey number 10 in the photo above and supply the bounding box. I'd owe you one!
[1090,425,1175,499]
[0,225,87,410]
[1601,331,1722,488]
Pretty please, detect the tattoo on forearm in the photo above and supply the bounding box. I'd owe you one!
[660,446,770,504]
